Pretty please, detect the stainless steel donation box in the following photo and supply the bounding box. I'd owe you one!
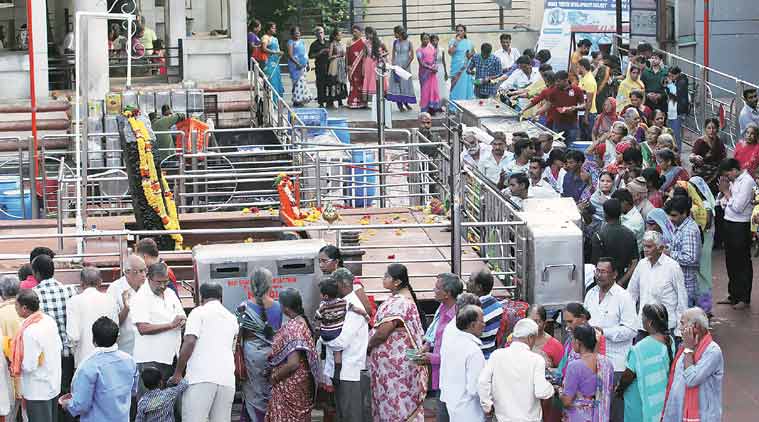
[193,239,326,318]
[521,213,584,309]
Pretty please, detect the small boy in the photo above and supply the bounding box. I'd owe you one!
[315,276,368,368]
[135,366,187,422]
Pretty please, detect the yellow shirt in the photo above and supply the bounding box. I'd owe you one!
[579,72,598,114]
[616,78,646,112]
[0,300,21,340]
[522,78,547,118]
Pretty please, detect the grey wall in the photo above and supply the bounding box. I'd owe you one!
[693,0,759,85]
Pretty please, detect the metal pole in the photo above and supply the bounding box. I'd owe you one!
[28,137,38,218]
[315,151,322,209]
[450,0,456,30]
[450,125,462,276]
[25,0,40,196]
[615,0,623,55]
[401,0,408,29]
[376,61,387,208]
[17,140,26,219]
[56,160,65,251]
[703,0,710,69]
[699,67,707,126]
[191,132,199,212]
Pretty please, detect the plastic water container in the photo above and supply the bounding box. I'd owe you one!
[291,108,328,137]
[350,150,377,208]
[327,118,350,144]
[0,188,32,220]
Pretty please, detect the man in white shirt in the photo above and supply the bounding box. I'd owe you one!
[477,132,513,186]
[739,88,759,137]
[66,267,119,367]
[441,305,486,421]
[131,262,186,398]
[15,289,62,422]
[584,257,637,422]
[527,158,560,198]
[493,33,521,72]
[627,231,688,342]
[461,132,493,168]
[506,172,530,208]
[717,158,757,309]
[321,269,370,422]
[169,282,237,422]
[106,254,146,355]
[478,318,553,422]
[498,55,540,110]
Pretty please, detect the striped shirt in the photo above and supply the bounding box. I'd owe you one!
[479,295,503,358]
[135,379,188,422]
[669,216,701,306]
[34,278,78,357]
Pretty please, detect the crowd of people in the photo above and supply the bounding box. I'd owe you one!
[0,236,728,422]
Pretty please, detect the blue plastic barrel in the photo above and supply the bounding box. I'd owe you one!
[291,108,328,136]
[0,188,32,220]
[351,150,377,208]
[327,118,351,144]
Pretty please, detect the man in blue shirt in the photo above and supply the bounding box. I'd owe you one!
[62,316,138,422]
[467,43,502,98]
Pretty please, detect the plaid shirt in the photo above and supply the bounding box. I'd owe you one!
[136,379,188,422]
[34,278,79,357]
[468,54,501,98]
[668,216,701,306]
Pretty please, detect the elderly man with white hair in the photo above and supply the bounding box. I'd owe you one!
[478,318,554,422]
[627,231,688,343]
[460,129,493,167]
[106,255,148,355]
[662,307,724,422]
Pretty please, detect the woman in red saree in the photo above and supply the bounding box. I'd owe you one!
[265,288,320,422]
[367,264,428,422]
[346,24,367,109]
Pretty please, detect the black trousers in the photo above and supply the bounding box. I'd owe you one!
[723,220,753,303]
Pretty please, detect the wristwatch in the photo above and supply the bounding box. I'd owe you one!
[683,348,694,354]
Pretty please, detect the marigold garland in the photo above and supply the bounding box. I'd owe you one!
[127,115,183,249]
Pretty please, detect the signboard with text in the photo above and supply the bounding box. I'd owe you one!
[537,0,631,71]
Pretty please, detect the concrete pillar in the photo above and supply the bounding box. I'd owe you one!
[30,0,49,99]
[228,0,247,80]
[75,0,108,100]
[140,0,156,32]
[164,0,185,67]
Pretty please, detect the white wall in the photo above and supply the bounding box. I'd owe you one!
[0,0,49,100]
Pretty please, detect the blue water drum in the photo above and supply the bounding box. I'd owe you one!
[351,150,377,208]
[327,118,351,144]
[0,177,31,220]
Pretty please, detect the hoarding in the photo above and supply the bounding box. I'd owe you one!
[537,0,630,71]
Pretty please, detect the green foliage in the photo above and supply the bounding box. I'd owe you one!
[248,0,352,32]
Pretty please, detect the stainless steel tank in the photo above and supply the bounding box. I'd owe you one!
[193,239,326,319]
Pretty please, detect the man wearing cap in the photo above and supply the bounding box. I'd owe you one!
[478,319,553,422]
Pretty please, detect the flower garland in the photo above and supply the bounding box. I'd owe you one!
[126,112,183,249]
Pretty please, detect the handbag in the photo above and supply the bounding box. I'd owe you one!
[234,335,248,381]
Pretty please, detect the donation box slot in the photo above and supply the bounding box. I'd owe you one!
[210,262,248,279]
[277,259,314,275]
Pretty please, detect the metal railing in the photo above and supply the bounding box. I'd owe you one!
[47,40,183,90]
[611,35,759,149]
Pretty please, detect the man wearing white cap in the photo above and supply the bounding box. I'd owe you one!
[478,318,554,421]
